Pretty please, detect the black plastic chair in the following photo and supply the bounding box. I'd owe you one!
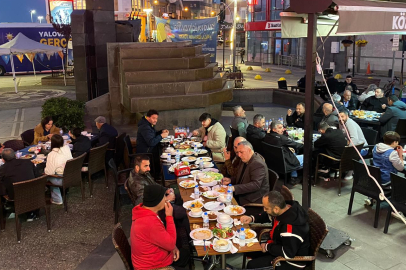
[384,173,406,234]
[230,126,239,140]
[395,119,406,145]
[361,127,379,158]
[20,129,34,146]
[114,133,127,169]
[261,142,298,186]
[348,160,391,228]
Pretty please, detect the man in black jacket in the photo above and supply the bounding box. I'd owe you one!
[264,121,303,185]
[343,75,359,95]
[361,88,388,113]
[286,103,305,128]
[95,116,118,148]
[69,128,91,158]
[246,114,267,152]
[241,191,310,269]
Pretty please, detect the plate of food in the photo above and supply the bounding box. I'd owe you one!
[224,205,246,216]
[191,170,202,176]
[212,227,236,240]
[205,172,223,181]
[200,180,218,187]
[174,143,191,150]
[199,175,214,183]
[183,150,195,156]
[179,180,198,189]
[204,162,214,168]
[189,164,200,170]
[28,147,37,152]
[190,228,213,241]
[183,200,204,209]
[202,168,219,173]
[213,185,228,194]
[21,154,35,159]
[204,201,225,211]
[202,190,220,199]
[194,143,203,148]
[212,239,231,252]
[31,159,44,164]
[244,229,257,241]
[190,137,202,142]
[182,156,197,163]
[203,211,219,220]
[198,149,208,155]
[196,157,212,163]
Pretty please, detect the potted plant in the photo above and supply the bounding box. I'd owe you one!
[341,39,353,47]
[356,39,368,47]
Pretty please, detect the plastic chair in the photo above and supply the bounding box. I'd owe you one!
[361,127,379,158]
[384,173,406,234]
[395,119,406,145]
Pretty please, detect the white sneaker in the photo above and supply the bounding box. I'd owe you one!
[51,200,63,205]
[391,211,405,220]
[318,168,329,174]
[344,171,354,180]
[364,198,372,206]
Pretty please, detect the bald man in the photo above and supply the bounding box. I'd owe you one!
[341,90,358,110]
[221,137,246,177]
[320,103,339,128]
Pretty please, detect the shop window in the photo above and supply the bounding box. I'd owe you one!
[271,0,287,20]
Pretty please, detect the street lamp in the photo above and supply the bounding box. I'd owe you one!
[211,11,215,16]
[30,10,36,23]
[184,7,188,11]
[38,16,44,23]
[144,8,153,42]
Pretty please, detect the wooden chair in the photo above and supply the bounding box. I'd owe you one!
[261,142,298,186]
[83,143,109,197]
[255,208,328,270]
[314,144,364,196]
[348,160,391,228]
[0,175,51,243]
[20,129,34,146]
[108,159,133,224]
[112,223,175,270]
[384,173,406,234]
[46,153,87,212]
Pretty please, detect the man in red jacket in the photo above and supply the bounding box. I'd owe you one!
[131,185,189,270]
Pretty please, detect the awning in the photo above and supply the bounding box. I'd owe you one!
[281,0,406,38]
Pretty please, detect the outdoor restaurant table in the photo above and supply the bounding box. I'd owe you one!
[350,116,380,126]
[176,175,263,268]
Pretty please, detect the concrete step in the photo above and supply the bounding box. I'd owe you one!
[120,44,202,59]
[126,75,224,98]
[121,54,209,72]
[124,63,218,84]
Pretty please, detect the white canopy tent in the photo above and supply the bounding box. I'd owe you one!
[0,33,65,93]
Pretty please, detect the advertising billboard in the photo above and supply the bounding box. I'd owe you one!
[49,0,74,24]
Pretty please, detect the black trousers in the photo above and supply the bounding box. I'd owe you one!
[171,247,190,270]
[247,252,275,269]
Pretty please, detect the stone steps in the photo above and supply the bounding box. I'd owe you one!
[120,43,202,59]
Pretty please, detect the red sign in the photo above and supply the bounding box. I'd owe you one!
[245,21,281,31]
[247,0,258,5]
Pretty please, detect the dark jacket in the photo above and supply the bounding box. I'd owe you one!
[0,159,38,200]
[342,81,359,95]
[286,111,305,128]
[361,96,388,113]
[246,124,266,152]
[252,201,310,269]
[71,135,91,158]
[231,116,249,138]
[231,153,269,205]
[320,113,339,128]
[97,123,118,148]
[264,131,303,172]
[342,95,358,111]
[314,128,347,159]
[127,170,158,206]
[136,117,163,156]
[379,100,406,135]
[326,77,338,93]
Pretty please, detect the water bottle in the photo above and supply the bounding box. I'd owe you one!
[265,121,269,130]
[175,150,180,163]
[16,150,21,159]
[203,212,209,228]
[194,185,200,199]
[186,126,190,135]
[194,145,198,156]
[226,189,233,203]
[199,157,204,170]
[167,153,171,163]
[279,116,284,125]
[239,228,246,247]
[59,129,63,135]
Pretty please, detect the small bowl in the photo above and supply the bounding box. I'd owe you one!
[191,208,202,216]
[161,153,169,158]
[215,240,229,251]
[218,214,231,224]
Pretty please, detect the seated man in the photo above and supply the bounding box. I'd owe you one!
[373,131,405,187]
[0,148,39,221]
[222,141,269,205]
[320,103,339,128]
[264,121,303,186]
[343,75,359,95]
[286,102,305,128]
[379,95,406,135]
[246,114,267,152]
[95,116,118,148]
[231,105,248,138]
[338,110,367,147]
[69,128,91,158]
[193,113,226,162]
[361,88,388,113]
[240,191,310,269]
[341,89,358,110]
[131,185,189,270]
[221,136,245,178]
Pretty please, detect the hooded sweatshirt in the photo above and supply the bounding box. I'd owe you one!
[373,143,405,185]
[131,204,176,270]
[379,100,406,135]
[251,201,310,269]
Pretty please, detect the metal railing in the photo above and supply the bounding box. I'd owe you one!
[277,54,306,68]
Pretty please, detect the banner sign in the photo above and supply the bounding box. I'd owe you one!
[49,0,74,24]
[220,23,245,31]
[155,17,218,62]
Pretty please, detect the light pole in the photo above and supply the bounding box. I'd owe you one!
[232,0,237,72]
[38,16,44,23]
[30,10,36,23]
[144,8,153,42]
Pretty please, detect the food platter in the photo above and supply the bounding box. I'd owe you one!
[204,201,225,211]
[244,229,257,240]
[190,228,213,240]
[212,227,236,239]
[21,154,35,159]
[31,159,44,164]
[183,200,204,209]
[224,205,246,216]
[195,157,212,163]
[213,185,228,194]
[179,180,198,189]
[201,190,220,198]
[181,156,197,163]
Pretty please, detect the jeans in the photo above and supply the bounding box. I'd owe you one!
[291,154,304,178]
[48,177,63,203]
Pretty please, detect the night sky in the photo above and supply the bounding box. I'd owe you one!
[0,0,47,23]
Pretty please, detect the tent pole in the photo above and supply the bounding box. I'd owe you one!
[61,53,66,86]
[10,54,18,94]
[32,55,37,78]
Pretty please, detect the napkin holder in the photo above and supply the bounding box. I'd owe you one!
[174,166,191,177]
[175,132,187,138]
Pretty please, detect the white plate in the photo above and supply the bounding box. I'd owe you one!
[200,180,218,187]
[213,229,237,239]
[194,143,203,148]
[215,221,234,229]
[203,211,219,221]
[202,168,219,173]
[190,228,213,241]
[196,157,212,163]
[198,149,208,155]
[182,156,198,162]
[224,205,246,216]
[179,180,198,189]
[204,201,225,211]
[174,138,183,142]
[204,162,214,168]
[162,159,176,164]
[188,211,203,218]
[183,200,204,209]
[201,190,220,198]
[212,239,232,253]
[244,229,258,241]
[165,147,174,153]
[191,170,202,175]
